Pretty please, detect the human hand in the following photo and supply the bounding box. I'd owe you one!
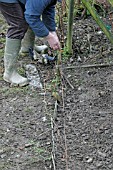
[45,32,61,50]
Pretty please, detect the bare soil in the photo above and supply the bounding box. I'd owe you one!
[0,12,113,170]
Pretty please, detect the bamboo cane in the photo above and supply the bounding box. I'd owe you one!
[108,0,113,7]
[67,0,74,54]
[81,0,113,44]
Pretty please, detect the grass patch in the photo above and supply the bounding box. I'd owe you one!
[0,75,3,80]
[0,86,30,96]
[62,46,72,62]
[0,85,41,98]
[0,48,4,58]
[18,67,26,76]
[24,106,33,113]
[33,146,52,161]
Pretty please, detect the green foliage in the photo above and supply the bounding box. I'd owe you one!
[62,46,72,61]
[0,48,4,58]
[50,76,61,93]
[0,86,29,96]
[24,106,33,113]
[18,67,26,76]
[33,146,52,161]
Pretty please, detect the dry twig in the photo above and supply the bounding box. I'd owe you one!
[62,63,113,69]
[51,117,56,170]
[62,72,74,89]
[64,117,68,170]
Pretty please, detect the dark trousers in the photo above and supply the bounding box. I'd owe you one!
[0,2,28,39]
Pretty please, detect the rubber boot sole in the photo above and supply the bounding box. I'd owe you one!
[3,76,29,87]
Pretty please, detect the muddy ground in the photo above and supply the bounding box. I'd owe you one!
[0,10,113,170]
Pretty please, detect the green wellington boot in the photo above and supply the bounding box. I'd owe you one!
[20,28,48,56]
[3,38,28,86]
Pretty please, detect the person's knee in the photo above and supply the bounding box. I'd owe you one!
[18,20,28,38]
[7,20,28,39]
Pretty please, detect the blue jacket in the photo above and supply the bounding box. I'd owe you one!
[0,0,58,37]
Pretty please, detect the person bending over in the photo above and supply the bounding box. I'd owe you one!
[0,0,61,86]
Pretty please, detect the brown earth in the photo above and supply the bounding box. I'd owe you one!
[0,10,113,170]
